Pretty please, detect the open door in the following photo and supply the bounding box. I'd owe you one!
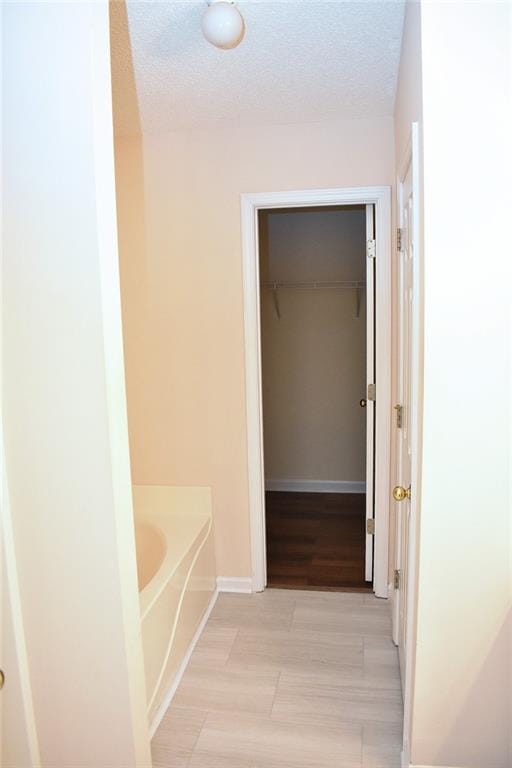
[394,161,413,690]
[364,204,375,584]
[392,125,420,692]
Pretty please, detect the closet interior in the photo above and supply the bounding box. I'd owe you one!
[259,205,372,590]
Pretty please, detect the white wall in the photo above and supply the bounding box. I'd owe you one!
[260,209,366,485]
[114,116,395,577]
[407,2,512,766]
[2,2,150,765]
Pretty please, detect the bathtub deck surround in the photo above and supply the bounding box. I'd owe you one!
[152,589,402,767]
[133,485,217,726]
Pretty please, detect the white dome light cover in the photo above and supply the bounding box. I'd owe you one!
[202,1,245,50]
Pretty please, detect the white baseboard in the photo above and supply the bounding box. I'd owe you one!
[216,576,253,593]
[148,588,219,739]
[265,479,366,494]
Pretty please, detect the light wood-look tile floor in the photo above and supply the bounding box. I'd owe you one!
[152,590,403,768]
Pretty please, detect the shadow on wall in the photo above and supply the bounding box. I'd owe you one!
[109,0,151,480]
[426,606,511,768]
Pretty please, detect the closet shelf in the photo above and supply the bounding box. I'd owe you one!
[261,280,366,320]
[262,280,365,290]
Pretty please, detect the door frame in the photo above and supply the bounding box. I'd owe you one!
[393,124,422,767]
[241,185,392,598]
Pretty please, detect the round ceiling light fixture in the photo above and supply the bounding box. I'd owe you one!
[201,0,245,50]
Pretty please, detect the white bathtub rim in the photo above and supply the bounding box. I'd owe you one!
[135,520,168,592]
[146,515,214,715]
[138,511,211,621]
[149,587,219,739]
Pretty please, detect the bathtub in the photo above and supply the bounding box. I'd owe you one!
[133,485,216,728]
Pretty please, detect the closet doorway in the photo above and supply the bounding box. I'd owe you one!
[241,186,391,598]
[259,205,374,590]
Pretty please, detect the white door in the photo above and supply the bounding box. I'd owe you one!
[364,204,375,583]
[392,127,420,691]
[395,162,413,688]
[1,425,40,768]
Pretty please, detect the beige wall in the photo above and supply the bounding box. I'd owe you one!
[114,117,395,577]
[260,209,366,484]
[2,3,150,765]
[406,2,512,766]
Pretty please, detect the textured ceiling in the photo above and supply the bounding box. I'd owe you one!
[110,0,405,137]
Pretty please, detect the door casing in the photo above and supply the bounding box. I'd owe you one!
[393,124,422,767]
[241,186,392,598]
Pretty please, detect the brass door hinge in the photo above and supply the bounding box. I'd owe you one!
[367,518,375,535]
[394,403,403,429]
[394,569,400,590]
[397,228,403,252]
[367,239,376,259]
[367,383,376,402]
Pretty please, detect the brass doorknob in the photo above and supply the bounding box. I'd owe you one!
[359,399,367,408]
[393,485,411,502]
[0,669,4,690]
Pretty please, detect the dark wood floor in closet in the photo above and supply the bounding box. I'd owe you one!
[265,491,371,591]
